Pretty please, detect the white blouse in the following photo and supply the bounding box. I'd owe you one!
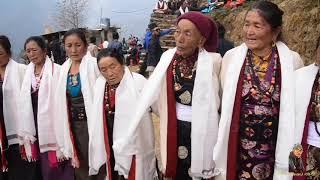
[307,122,320,148]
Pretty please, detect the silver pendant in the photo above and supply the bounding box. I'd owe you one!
[174,83,182,91]
[178,146,188,159]
[179,90,191,104]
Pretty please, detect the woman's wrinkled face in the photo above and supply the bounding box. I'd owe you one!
[64,34,87,62]
[98,56,124,85]
[25,41,46,65]
[174,19,204,58]
[0,45,10,66]
[243,10,277,53]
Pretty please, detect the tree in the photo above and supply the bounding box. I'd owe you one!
[53,0,88,30]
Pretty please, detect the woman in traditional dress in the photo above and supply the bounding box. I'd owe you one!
[213,1,304,180]
[53,29,101,180]
[113,12,221,180]
[88,48,157,180]
[294,36,320,179]
[0,35,16,180]
[0,35,30,180]
[18,36,74,180]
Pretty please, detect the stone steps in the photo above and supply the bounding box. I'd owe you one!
[149,13,177,49]
[160,40,175,47]
[151,18,177,23]
[160,34,175,40]
[151,13,178,19]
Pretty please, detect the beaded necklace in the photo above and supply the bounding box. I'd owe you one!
[33,67,44,92]
[245,46,278,102]
[104,83,118,115]
[172,54,197,91]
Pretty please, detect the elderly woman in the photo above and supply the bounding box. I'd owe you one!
[0,35,26,179]
[18,36,73,180]
[88,48,157,180]
[294,36,320,179]
[53,29,101,180]
[214,1,304,180]
[114,12,221,180]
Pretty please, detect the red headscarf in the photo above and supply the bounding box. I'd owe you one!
[177,12,218,52]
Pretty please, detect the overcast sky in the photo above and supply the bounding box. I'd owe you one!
[0,0,154,56]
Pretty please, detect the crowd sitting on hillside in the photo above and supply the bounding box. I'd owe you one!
[153,0,248,15]
[223,0,246,8]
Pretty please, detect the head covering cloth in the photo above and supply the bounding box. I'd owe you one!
[177,12,218,52]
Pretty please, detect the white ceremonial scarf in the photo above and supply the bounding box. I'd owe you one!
[3,59,26,145]
[158,1,164,9]
[89,67,157,180]
[179,6,189,15]
[18,57,60,157]
[214,42,304,180]
[294,63,318,144]
[54,55,100,159]
[113,48,222,179]
[155,1,167,10]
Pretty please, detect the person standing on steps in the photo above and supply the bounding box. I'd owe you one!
[146,25,164,77]
[144,22,172,53]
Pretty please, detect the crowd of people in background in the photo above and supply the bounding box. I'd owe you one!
[154,0,248,15]
[17,0,239,78]
[14,0,247,75]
